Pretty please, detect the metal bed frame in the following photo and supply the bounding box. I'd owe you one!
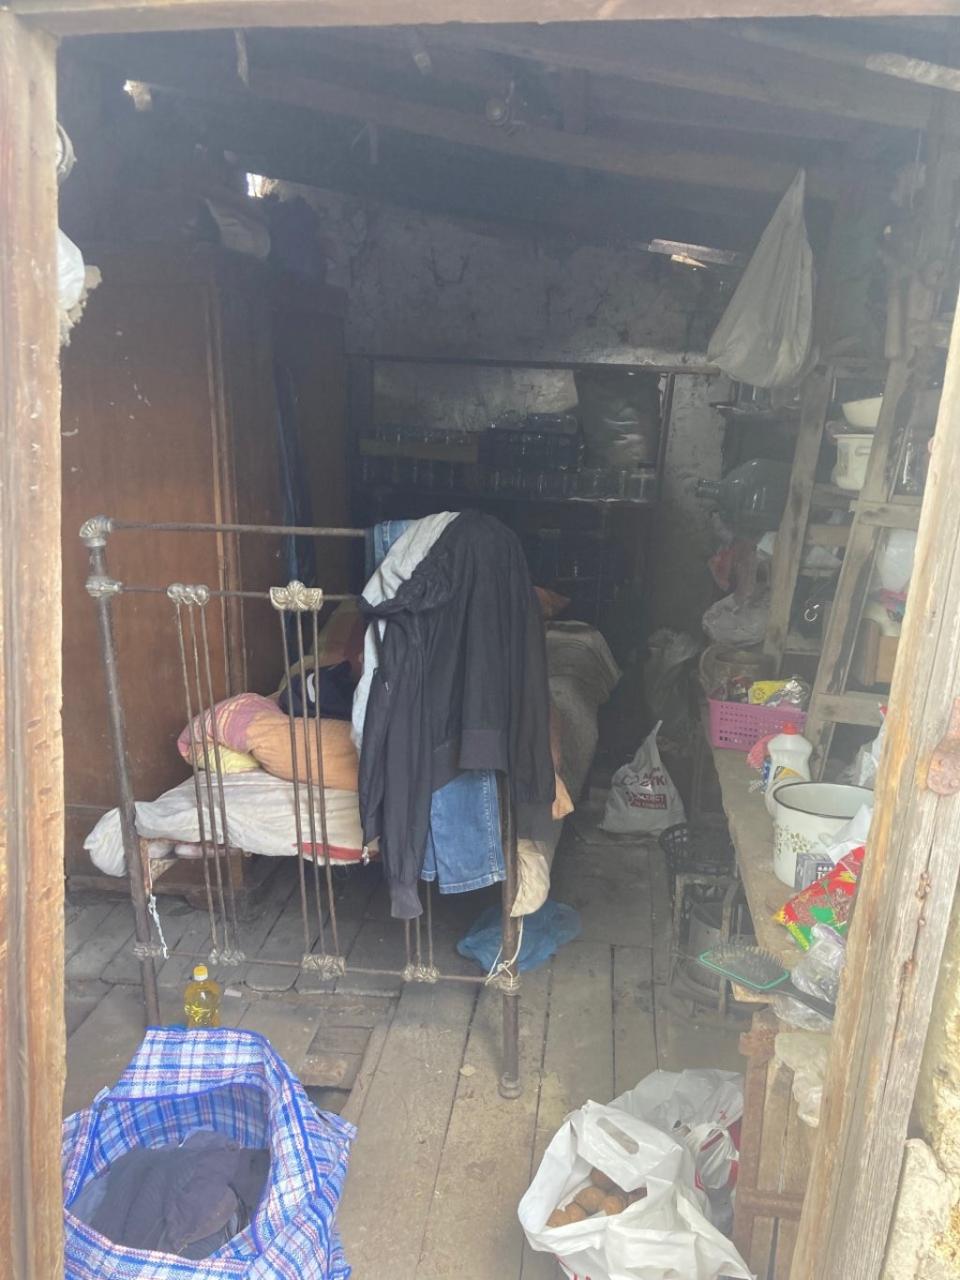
[81,514,523,1098]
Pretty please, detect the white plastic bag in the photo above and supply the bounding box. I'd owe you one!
[58,229,86,314]
[600,721,685,835]
[702,593,769,647]
[518,1097,752,1280]
[707,171,814,388]
[617,1070,743,1194]
[851,715,886,789]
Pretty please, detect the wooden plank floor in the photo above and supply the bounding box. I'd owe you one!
[64,818,744,1278]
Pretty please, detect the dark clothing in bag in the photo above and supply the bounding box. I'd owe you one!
[358,510,555,919]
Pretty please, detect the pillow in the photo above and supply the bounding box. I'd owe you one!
[181,744,260,774]
[246,710,359,791]
[177,692,279,768]
[535,586,570,619]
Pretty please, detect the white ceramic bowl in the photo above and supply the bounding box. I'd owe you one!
[842,397,882,429]
[771,781,872,887]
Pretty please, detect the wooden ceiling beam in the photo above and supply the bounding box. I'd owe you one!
[421,24,942,134]
[232,68,844,197]
[154,88,762,247]
[16,0,960,39]
[731,19,960,91]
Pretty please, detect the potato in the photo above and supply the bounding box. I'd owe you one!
[574,1186,608,1214]
[589,1167,625,1195]
[601,1193,627,1216]
[566,1203,589,1223]
[627,1187,648,1205]
[547,1208,570,1229]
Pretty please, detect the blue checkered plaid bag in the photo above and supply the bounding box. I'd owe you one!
[62,1027,354,1279]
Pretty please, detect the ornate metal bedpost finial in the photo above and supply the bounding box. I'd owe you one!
[269,581,325,612]
[79,514,113,548]
[166,583,211,607]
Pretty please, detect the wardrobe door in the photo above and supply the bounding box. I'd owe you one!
[211,268,285,698]
[60,250,247,873]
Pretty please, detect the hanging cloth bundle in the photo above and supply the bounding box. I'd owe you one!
[707,170,815,389]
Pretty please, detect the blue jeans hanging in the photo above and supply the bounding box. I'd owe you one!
[369,519,505,894]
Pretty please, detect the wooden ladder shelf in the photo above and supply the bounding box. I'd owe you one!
[763,122,960,775]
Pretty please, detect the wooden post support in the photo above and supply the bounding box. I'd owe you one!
[790,282,960,1276]
[0,13,65,1280]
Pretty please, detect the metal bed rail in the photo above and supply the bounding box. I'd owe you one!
[80,514,522,1097]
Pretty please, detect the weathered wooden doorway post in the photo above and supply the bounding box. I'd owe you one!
[791,154,960,1274]
[0,13,65,1280]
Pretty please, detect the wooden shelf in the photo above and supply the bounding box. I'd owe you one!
[784,632,822,656]
[811,483,856,510]
[357,483,658,508]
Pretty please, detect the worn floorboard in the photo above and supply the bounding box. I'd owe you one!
[535,938,615,1167]
[416,970,550,1280]
[65,979,111,1038]
[552,839,652,948]
[64,983,249,1115]
[612,944,658,1097]
[64,901,137,982]
[295,862,383,993]
[101,898,200,987]
[337,981,477,1280]
[65,897,123,963]
[237,998,327,1074]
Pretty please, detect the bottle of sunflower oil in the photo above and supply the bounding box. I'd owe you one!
[183,963,222,1028]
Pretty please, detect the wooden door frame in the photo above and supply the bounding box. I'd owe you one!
[4,2,960,1278]
[10,0,960,35]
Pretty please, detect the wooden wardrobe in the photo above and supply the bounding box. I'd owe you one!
[61,244,349,893]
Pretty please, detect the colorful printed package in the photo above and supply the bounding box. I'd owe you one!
[774,846,865,949]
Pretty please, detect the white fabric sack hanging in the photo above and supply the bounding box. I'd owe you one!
[707,170,814,389]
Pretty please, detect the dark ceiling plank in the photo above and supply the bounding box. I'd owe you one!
[421,23,942,134]
[731,18,960,90]
[158,88,761,247]
[15,0,960,39]
[235,68,844,197]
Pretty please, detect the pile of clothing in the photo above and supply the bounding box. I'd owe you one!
[355,511,557,919]
[70,1129,269,1259]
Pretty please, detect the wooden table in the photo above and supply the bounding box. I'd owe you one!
[708,740,820,1279]
[709,744,797,974]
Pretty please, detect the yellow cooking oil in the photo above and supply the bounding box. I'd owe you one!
[183,963,222,1027]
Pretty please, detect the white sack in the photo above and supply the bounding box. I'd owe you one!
[707,171,814,388]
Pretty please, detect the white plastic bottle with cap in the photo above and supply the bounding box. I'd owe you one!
[764,724,813,815]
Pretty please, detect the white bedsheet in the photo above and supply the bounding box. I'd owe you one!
[85,771,366,877]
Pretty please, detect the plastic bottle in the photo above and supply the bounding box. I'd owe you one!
[184,963,222,1028]
[764,725,813,815]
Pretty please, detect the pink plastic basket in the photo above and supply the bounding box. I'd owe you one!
[707,697,807,751]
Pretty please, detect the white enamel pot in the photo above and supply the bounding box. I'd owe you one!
[771,781,873,887]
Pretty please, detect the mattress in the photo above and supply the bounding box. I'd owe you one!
[84,771,368,877]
